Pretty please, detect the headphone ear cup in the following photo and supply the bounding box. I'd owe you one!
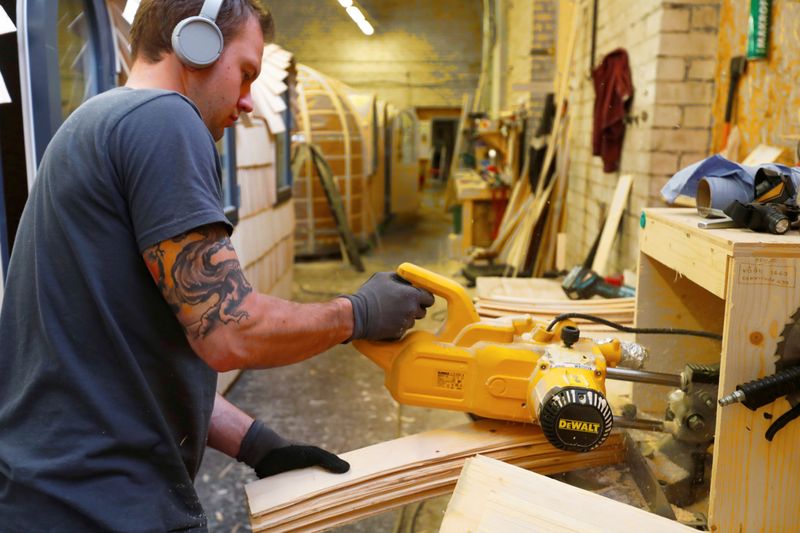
[172,16,224,68]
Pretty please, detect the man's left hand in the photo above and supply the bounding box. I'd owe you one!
[236,420,350,479]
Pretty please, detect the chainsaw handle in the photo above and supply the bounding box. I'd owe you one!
[396,262,480,342]
[352,264,480,370]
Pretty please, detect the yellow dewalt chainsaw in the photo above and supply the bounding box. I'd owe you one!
[353,263,678,453]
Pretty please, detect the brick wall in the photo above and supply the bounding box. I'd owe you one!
[502,0,557,123]
[565,0,721,274]
[266,0,482,109]
[529,0,557,123]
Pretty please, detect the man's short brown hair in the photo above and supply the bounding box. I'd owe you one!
[130,0,274,63]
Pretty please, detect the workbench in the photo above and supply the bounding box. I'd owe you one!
[454,175,508,253]
[634,207,800,532]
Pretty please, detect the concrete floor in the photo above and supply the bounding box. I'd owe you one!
[194,182,651,532]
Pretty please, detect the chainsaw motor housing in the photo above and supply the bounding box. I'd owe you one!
[530,343,614,452]
[353,263,638,453]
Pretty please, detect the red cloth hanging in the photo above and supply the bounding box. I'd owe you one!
[592,49,633,173]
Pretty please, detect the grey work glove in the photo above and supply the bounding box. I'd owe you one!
[237,420,350,479]
[341,272,435,341]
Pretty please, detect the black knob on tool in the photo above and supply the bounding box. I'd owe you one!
[561,326,580,348]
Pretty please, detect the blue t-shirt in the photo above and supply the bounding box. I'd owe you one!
[0,87,232,531]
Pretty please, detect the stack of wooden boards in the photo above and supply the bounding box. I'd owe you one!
[466,9,583,278]
[246,420,626,532]
[440,455,692,532]
[475,276,635,332]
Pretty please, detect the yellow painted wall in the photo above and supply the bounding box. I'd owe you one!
[711,0,800,164]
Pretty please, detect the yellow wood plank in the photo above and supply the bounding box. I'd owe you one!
[640,209,730,298]
[440,455,692,532]
[592,174,634,276]
[709,255,800,533]
[246,421,624,531]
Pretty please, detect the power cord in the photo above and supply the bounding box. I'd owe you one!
[546,313,723,341]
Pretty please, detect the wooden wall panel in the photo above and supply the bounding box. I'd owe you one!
[711,0,800,163]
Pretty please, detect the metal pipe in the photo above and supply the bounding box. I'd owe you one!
[613,416,665,433]
[607,367,682,387]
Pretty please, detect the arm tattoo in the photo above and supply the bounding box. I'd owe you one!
[171,234,252,337]
[144,228,253,338]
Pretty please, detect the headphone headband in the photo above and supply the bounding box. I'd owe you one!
[199,0,224,22]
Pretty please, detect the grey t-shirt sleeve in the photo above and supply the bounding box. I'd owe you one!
[112,93,233,252]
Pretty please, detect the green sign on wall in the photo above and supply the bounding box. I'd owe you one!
[747,0,772,60]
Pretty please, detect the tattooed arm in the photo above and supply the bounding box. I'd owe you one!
[142,223,354,371]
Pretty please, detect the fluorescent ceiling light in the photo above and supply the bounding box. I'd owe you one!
[346,6,366,23]
[356,19,374,36]
[338,1,375,36]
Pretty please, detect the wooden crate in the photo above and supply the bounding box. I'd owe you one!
[635,207,800,532]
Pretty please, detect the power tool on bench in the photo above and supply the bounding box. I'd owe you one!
[561,265,635,300]
[560,224,635,300]
[353,263,705,453]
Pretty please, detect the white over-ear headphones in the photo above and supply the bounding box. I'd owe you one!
[172,0,225,68]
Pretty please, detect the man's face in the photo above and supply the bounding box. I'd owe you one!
[187,15,264,141]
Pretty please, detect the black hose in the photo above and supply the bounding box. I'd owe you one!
[546,313,723,341]
[765,402,800,441]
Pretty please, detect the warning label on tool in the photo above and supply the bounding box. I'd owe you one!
[437,371,464,390]
[739,262,795,288]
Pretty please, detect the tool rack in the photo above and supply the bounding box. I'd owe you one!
[634,207,800,532]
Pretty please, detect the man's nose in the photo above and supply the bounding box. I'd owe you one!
[239,92,254,114]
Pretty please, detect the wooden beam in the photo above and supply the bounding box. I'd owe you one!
[246,420,625,532]
[440,455,692,532]
[591,174,634,276]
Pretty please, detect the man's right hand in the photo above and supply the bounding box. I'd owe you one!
[342,272,435,341]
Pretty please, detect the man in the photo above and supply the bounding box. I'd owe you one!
[0,1,433,531]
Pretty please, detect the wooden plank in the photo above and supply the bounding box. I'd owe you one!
[476,276,565,300]
[644,208,800,256]
[709,255,800,532]
[533,113,573,276]
[639,209,730,299]
[254,450,624,533]
[246,420,625,532]
[440,455,692,532]
[246,420,539,518]
[592,174,634,276]
[741,143,783,165]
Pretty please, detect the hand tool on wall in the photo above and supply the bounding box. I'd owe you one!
[353,264,718,453]
[720,56,747,152]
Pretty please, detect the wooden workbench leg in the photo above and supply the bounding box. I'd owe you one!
[709,256,800,533]
[461,199,474,254]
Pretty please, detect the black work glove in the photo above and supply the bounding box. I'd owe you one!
[341,272,435,341]
[236,420,350,479]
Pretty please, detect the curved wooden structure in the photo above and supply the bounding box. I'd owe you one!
[293,65,370,257]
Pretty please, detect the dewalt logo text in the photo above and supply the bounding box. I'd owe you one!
[558,418,600,434]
